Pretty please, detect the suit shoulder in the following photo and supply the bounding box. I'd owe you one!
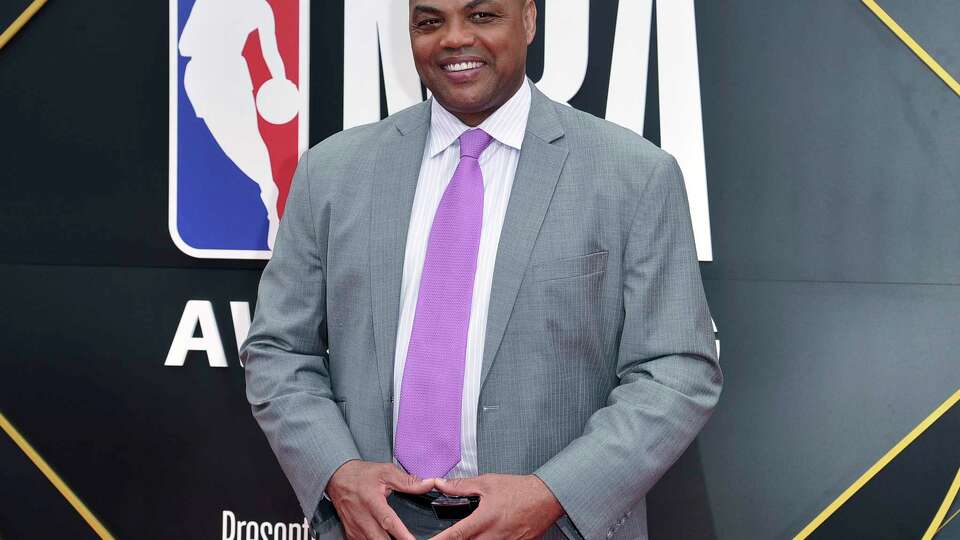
[295,101,430,200]
[553,103,673,167]
[303,100,430,164]
[303,120,383,163]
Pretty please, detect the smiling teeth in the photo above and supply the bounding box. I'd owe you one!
[444,61,484,72]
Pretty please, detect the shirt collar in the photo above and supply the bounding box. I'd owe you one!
[425,76,532,158]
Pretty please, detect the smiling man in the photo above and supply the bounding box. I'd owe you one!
[242,0,722,539]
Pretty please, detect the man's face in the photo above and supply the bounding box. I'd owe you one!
[409,0,537,126]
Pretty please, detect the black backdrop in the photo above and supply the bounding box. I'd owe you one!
[1,1,959,539]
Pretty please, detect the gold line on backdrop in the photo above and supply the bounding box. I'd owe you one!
[0,411,116,540]
[794,388,960,539]
[925,467,960,539]
[862,0,960,97]
[938,506,960,535]
[0,0,48,50]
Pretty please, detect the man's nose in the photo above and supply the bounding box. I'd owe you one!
[438,19,476,49]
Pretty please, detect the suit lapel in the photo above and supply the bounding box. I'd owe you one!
[480,86,568,389]
[370,103,430,405]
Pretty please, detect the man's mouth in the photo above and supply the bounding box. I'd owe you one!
[442,61,486,72]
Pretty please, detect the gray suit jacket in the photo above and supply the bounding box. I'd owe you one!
[242,84,722,540]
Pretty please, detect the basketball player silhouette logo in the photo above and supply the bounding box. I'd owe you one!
[169,0,309,259]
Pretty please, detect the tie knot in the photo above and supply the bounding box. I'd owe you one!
[458,128,493,159]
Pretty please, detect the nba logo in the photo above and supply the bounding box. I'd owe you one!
[169,0,310,259]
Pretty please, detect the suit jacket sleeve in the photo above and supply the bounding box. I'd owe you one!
[533,154,723,540]
[241,149,361,520]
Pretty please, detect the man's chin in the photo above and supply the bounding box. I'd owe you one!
[434,93,496,115]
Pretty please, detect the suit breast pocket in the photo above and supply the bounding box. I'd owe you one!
[531,250,608,282]
[526,251,607,367]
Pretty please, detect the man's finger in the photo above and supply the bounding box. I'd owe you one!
[383,466,436,494]
[371,499,416,540]
[354,512,392,540]
[429,512,485,540]
[435,477,483,497]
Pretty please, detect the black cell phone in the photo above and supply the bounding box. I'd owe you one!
[431,495,481,520]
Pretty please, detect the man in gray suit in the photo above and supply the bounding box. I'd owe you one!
[242,1,722,538]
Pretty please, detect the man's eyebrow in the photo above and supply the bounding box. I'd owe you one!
[412,0,500,17]
[412,4,443,16]
[465,0,495,9]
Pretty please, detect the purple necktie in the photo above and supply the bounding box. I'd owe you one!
[394,128,493,479]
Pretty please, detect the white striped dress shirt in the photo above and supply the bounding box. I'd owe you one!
[392,78,532,479]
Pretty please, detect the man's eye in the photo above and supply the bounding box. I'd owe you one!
[416,18,442,28]
[469,12,496,22]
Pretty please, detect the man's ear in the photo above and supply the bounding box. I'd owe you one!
[524,0,537,45]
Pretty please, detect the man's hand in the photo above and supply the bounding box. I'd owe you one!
[430,474,565,540]
[326,460,436,540]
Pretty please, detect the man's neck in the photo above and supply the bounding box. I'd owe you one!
[440,76,527,127]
